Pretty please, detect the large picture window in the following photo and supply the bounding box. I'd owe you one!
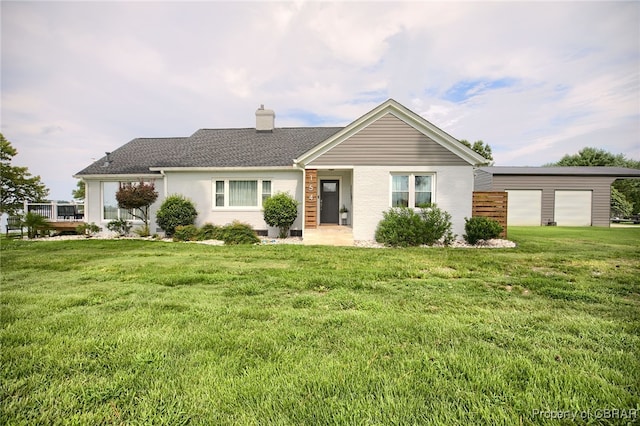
[390,174,434,208]
[102,182,143,221]
[214,179,271,208]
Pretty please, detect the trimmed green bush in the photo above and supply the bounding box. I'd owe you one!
[173,225,199,242]
[219,221,260,245]
[197,223,223,241]
[463,216,504,245]
[375,208,424,247]
[420,205,455,245]
[263,192,298,238]
[172,222,259,245]
[156,195,198,237]
[375,205,454,247]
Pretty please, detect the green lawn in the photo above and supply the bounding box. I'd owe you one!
[1,227,639,425]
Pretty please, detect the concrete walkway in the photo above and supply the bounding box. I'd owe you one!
[303,225,354,246]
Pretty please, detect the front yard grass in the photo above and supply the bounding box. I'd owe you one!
[1,227,639,425]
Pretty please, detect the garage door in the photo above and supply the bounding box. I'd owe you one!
[554,190,592,226]
[506,190,542,226]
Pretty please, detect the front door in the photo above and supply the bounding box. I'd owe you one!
[320,180,339,224]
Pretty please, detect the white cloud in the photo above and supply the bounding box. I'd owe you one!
[1,1,638,200]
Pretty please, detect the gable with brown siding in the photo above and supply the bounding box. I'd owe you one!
[308,113,470,167]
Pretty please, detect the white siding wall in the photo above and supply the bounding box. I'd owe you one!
[84,179,103,225]
[164,170,303,237]
[352,165,474,241]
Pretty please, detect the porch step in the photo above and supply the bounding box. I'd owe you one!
[303,225,354,246]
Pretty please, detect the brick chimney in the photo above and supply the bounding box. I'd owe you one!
[256,104,275,132]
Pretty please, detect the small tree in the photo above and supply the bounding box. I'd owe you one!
[156,195,198,237]
[263,192,298,238]
[0,133,49,214]
[115,181,158,236]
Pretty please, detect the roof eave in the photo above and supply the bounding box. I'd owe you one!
[148,166,298,172]
[73,173,163,179]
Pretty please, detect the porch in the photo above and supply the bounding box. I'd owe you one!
[304,169,353,229]
[303,225,354,246]
[25,202,85,233]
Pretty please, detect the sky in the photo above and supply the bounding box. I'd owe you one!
[2,1,639,201]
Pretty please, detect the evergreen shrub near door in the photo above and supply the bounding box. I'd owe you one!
[263,192,299,238]
[375,205,454,247]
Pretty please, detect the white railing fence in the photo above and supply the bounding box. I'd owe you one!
[24,201,85,222]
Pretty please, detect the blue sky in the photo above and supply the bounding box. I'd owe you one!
[1,1,639,200]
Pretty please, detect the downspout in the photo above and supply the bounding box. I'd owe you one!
[158,170,168,198]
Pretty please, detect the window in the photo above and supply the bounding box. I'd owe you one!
[215,181,225,207]
[213,179,271,208]
[414,175,432,207]
[391,175,409,207]
[230,181,257,206]
[322,182,337,192]
[262,181,271,204]
[102,182,143,221]
[390,174,433,208]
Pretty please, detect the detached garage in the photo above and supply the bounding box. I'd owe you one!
[554,190,592,226]
[474,167,640,227]
[506,190,541,226]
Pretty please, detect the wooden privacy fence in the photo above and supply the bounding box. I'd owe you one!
[472,192,508,238]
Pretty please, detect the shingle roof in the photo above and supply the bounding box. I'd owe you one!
[478,166,640,177]
[75,127,343,175]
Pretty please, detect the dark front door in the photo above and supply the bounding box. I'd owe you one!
[320,180,339,224]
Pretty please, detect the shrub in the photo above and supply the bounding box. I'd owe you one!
[173,225,199,242]
[263,192,299,238]
[463,216,503,245]
[76,222,101,237]
[198,223,224,241]
[156,195,198,237]
[106,218,132,237]
[23,212,49,239]
[420,205,455,245]
[375,208,425,247]
[375,205,454,247]
[219,221,260,245]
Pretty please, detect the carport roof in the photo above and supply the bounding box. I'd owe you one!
[478,167,640,177]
